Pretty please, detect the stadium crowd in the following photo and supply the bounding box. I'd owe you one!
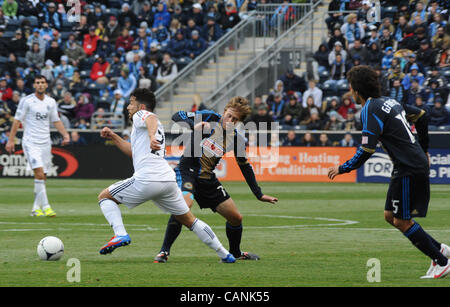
[249,0,450,144]
[0,0,263,135]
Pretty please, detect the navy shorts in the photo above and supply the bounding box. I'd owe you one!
[385,173,430,220]
[174,167,230,212]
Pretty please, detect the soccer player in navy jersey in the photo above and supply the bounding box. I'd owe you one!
[154,96,278,263]
[328,65,450,279]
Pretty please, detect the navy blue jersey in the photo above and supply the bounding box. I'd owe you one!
[172,109,263,199]
[340,97,429,178]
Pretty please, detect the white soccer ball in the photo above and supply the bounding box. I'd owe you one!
[37,236,64,261]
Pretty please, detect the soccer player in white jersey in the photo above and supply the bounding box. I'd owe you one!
[97,88,236,263]
[5,75,70,217]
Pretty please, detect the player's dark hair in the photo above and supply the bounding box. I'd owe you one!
[130,88,156,111]
[33,75,48,83]
[346,65,381,101]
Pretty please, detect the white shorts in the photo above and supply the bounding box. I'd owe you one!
[107,178,190,216]
[22,141,52,173]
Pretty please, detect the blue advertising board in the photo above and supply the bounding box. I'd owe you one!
[357,149,450,184]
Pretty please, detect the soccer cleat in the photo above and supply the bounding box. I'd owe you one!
[238,251,260,261]
[30,209,44,217]
[433,262,450,279]
[154,251,169,263]
[422,244,450,279]
[221,253,236,263]
[99,235,131,255]
[43,207,56,217]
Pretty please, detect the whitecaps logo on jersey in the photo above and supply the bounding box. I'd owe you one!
[363,152,393,178]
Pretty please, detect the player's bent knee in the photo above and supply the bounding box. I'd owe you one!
[384,211,394,225]
[175,211,196,228]
[228,213,243,227]
[393,218,413,232]
[98,189,111,202]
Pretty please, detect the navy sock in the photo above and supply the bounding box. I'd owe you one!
[160,215,182,254]
[404,223,448,266]
[226,222,243,258]
[413,220,441,250]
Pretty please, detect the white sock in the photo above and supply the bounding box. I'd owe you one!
[34,179,50,210]
[99,198,127,236]
[190,218,229,259]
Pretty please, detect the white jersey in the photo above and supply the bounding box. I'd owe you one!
[14,94,60,145]
[131,110,175,182]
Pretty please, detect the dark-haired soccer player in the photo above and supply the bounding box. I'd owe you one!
[154,96,278,263]
[5,75,70,217]
[328,65,450,279]
[97,88,236,263]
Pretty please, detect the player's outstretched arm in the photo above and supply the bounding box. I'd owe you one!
[100,127,132,157]
[53,121,70,146]
[5,119,21,153]
[328,147,374,180]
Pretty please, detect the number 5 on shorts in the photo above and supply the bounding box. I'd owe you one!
[392,200,399,214]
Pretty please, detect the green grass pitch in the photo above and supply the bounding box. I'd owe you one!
[0,178,449,287]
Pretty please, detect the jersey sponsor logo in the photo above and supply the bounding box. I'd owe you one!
[201,138,224,157]
[362,152,392,178]
[35,112,49,120]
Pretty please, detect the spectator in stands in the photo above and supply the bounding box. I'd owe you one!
[343,109,358,131]
[64,36,86,68]
[365,25,379,47]
[25,42,45,69]
[324,110,343,131]
[9,29,28,58]
[410,1,428,25]
[429,12,446,38]
[136,1,154,27]
[126,42,146,64]
[432,26,446,50]
[403,52,424,75]
[402,64,425,91]
[328,27,347,51]
[191,3,205,27]
[135,27,153,54]
[153,2,171,29]
[202,16,223,46]
[268,92,286,122]
[328,41,348,67]
[119,3,137,27]
[424,66,447,89]
[248,103,273,130]
[280,68,307,95]
[318,133,332,146]
[282,130,301,146]
[6,90,20,116]
[90,53,110,85]
[267,80,285,106]
[281,95,302,127]
[115,28,134,52]
[221,2,241,32]
[337,97,356,120]
[367,42,383,67]
[46,2,62,30]
[417,40,437,69]
[429,97,449,128]
[168,29,191,67]
[27,28,46,51]
[83,26,100,57]
[398,26,419,51]
[348,39,368,64]
[46,39,64,66]
[304,108,322,131]
[187,30,207,60]
[184,18,202,40]
[302,80,322,109]
[2,0,18,20]
[157,53,178,86]
[0,77,12,102]
[389,78,406,104]
[325,0,343,32]
[394,15,408,42]
[118,67,137,98]
[381,46,394,70]
[40,59,54,84]
[325,53,347,91]
[440,48,450,68]
[14,77,31,96]
[74,94,95,124]
[106,16,121,44]
[68,70,85,95]
[96,34,114,57]
[128,51,143,80]
[0,98,13,131]
[314,43,330,73]
[51,79,66,103]
[340,133,356,147]
[110,89,126,117]
[300,132,316,147]
[340,13,365,49]
[53,55,74,82]
[59,91,76,122]
[405,79,427,105]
